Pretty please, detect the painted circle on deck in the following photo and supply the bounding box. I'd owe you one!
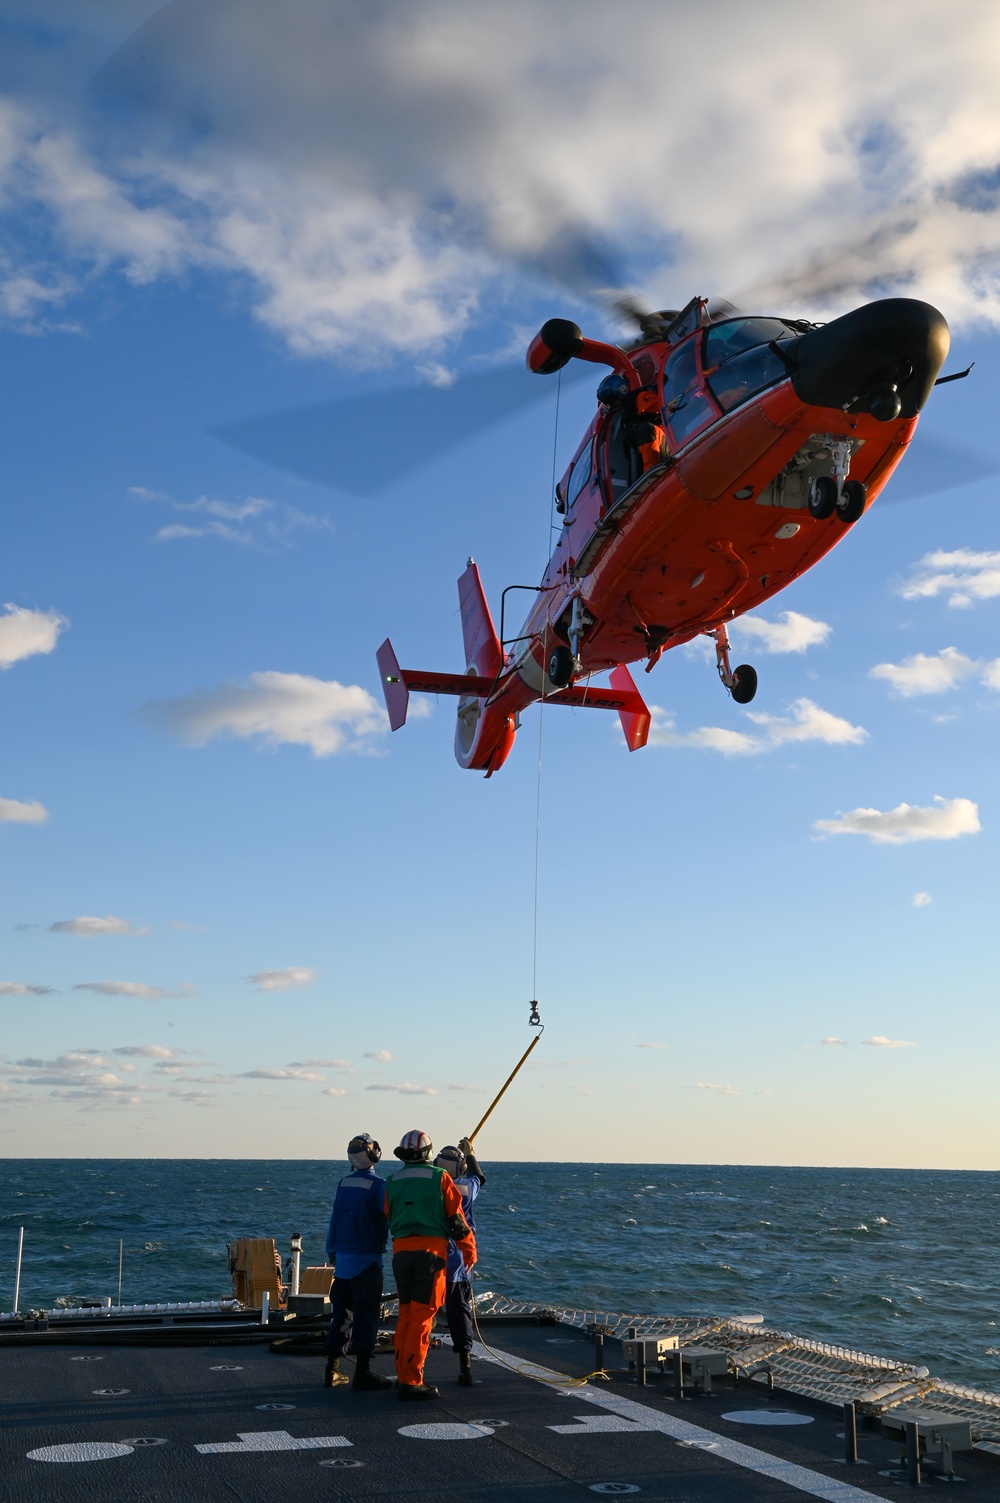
[28,1441,135,1463]
[398,1422,495,1441]
[721,1409,814,1426]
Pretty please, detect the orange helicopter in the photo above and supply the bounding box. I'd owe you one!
[378,294,956,776]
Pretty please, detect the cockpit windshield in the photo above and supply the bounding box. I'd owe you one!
[704,317,803,413]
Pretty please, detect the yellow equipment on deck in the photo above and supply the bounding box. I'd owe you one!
[227,1238,284,1310]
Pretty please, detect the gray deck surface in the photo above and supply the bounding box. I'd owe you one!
[2,1321,997,1500]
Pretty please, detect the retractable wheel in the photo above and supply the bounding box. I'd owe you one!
[730,664,758,704]
[836,479,867,524]
[547,645,574,688]
[808,475,838,519]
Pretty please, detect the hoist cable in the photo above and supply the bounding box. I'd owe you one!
[531,371,562,1005]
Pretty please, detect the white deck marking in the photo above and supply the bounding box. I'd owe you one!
[28,1442,134,1463]
[723,1411,815,1426]
[471,1342,887,1503]
[398,1422,495,1441]
[550,1415,658,1435]
[195,1429,352,1455]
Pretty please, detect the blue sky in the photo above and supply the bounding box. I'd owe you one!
[2,1,1000,1165]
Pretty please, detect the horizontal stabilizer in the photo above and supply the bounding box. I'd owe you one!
[547,666,650,751]
[401,669,496,698]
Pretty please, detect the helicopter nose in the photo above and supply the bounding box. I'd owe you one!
[790,298,950,419]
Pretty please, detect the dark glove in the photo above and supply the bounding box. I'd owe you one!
[446,1212,471,1242]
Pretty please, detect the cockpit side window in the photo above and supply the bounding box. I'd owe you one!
[566,442,593,510]
[662,337,717,447]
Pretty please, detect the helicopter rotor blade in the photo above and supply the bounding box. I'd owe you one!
[210,363,588,497]
[874,432,999,506]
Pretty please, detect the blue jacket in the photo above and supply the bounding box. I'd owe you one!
[326,1168,389,1279]
[446,1172,481,1282]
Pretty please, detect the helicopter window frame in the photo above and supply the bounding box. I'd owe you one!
[703,317,803,415]
[566,440,594,511]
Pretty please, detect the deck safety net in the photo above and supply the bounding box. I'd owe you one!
[471,1294,1000,1457]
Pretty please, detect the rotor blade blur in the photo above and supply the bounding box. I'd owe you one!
[210,364,586,497]
[876,432,998,504]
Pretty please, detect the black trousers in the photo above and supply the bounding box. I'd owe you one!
[326,1262,383,1359]
[444,1277,474,1354]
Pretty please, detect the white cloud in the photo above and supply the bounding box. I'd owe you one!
[733,611,831,654]
[912,891,933,907]
[9,3,1000,360]
[899,550,1000,609]
[821,1037,847,1047]
[72,980,190,1000]
[0,981,54,996]
[365,1081,438,1095]
[364,1050,394,1062]
[446,1082,480,1092]
[695,1081,740,1097]
[50,914,147,937]
[147,672,386,757]
[321,1086,348,1097]
[248,967,316,992]
[747,699,867,747]
[129,486,331,547]
[0,797,49,824]
[871,647,980,697]
[0,604,67,668]
[113,1044,177,1058]
[650,698,865,756]
[241,1068,326,1082]
[289,1057,356,1072]
[813,795,981,845]
[864,1035,917,1048]
[635,1041,668,1050]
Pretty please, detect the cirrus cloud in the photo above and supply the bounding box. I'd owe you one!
[813,795,980,845]
[0,981,54,996]
[72,980,193,1000]
[365,1081,438,1096]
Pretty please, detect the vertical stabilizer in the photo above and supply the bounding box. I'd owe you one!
[457,559,503,678]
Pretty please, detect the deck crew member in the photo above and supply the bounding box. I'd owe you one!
[324,1132,392,1391]
[434,1137,485,1386]
[385,1129,475,1400]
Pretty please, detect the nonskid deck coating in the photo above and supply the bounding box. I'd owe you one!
[2,1323,999,1501]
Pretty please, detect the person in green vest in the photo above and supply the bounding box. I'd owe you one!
[383,1129,475,1400]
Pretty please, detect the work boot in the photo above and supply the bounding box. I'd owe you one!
[324,1358,350,1388]
[352,1353,392,1392]
[397,1381,440,1401]
[458,1351,474,1387]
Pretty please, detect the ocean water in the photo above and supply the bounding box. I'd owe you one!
[2,1160,998,1393]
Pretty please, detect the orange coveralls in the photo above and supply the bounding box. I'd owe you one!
[384,1168,476,1387]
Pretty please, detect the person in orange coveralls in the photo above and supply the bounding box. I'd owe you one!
[384,1129,475,1400]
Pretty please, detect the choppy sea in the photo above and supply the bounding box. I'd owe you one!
[2,1161,998,1393]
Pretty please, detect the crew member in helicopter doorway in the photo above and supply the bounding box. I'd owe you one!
[324,1132,393,1391]
[434,1137,485,1385]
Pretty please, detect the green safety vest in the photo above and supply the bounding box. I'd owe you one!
[385,1164,453,1240]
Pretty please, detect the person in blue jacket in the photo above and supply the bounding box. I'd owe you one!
[434,1135,485,1385]
[324,1132,392,1391]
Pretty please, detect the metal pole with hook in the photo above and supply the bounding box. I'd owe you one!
[468,1007,544,1143]
[13,1226,24,1314]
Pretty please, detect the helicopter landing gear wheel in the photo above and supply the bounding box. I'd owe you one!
[546,645,574,689]
[808,475,838,520]
[836,479,867,524]
[730,664,758,704]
